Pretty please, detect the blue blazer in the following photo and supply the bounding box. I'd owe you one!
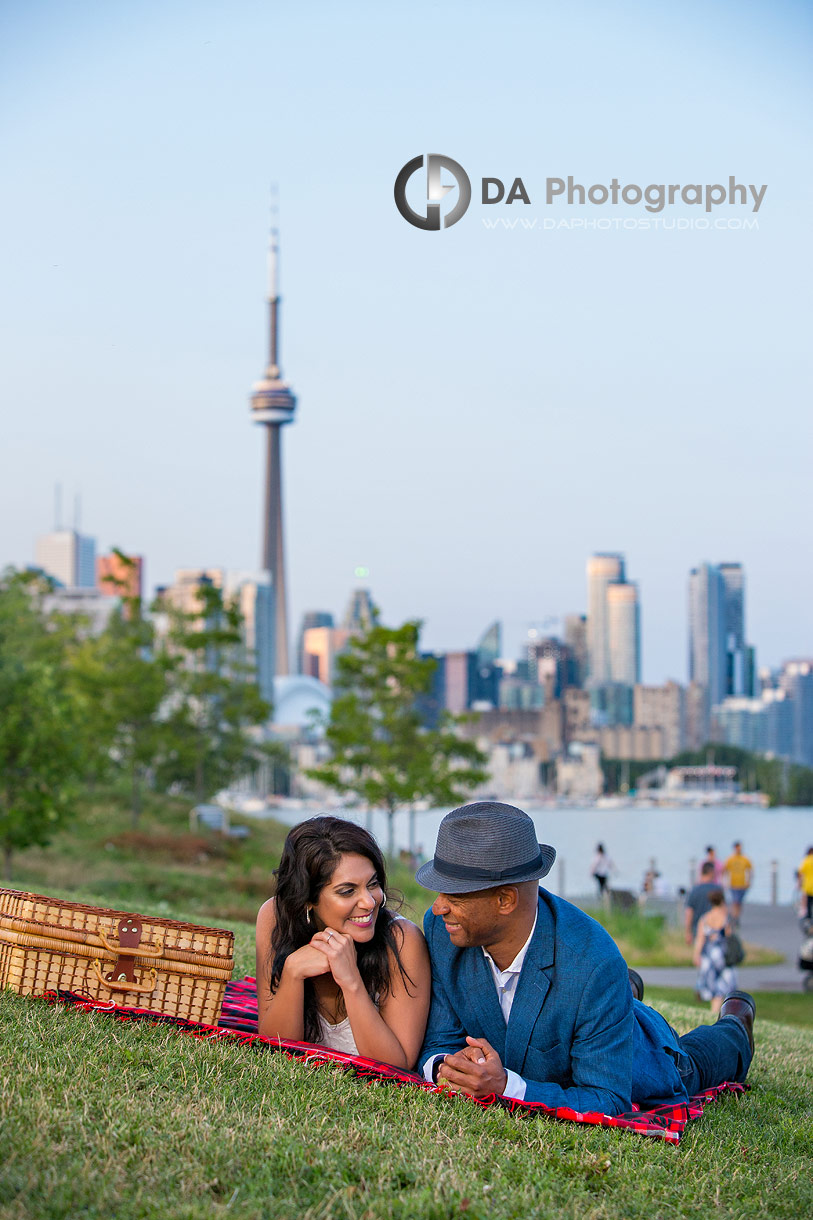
[421,890,687,1114]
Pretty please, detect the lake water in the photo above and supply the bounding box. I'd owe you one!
[264,803,813,906]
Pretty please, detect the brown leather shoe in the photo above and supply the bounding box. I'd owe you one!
[718,991,755,1055]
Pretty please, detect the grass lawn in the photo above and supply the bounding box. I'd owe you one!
[585,908,784,969]
[644,987,813,1030]
[2,966,812,1220]
[3,792,812,1218]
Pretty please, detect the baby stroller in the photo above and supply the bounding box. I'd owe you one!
[799,918,813,992]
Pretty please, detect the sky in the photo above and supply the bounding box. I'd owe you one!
[1,0,811,683]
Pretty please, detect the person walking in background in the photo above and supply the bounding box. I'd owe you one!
[589,843,614,899]
[723,841,753,926]
[693,888,737,1014]
[797,846,813,921]
[698,846,724,884]
[684,861,719,945]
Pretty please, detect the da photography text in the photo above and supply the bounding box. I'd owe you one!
[394,155,768,231]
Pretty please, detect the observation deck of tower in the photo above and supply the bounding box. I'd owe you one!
[250,227,296,677]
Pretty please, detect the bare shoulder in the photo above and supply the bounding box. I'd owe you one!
[389,916,428,956]
[256,896,277,936]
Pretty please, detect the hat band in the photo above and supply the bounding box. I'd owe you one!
[432,849,548,882]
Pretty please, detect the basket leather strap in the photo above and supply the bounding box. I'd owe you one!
[104,916,143,984]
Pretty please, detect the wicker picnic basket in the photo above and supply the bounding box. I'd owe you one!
[0,890,234,1024]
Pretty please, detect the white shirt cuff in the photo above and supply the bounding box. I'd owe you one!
[501,1068,527,1100]
[422,1054,444,1083]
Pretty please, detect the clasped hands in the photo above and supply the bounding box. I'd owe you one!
[287,927,360,990]
[435,1037,508,1099]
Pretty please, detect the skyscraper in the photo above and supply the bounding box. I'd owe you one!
[607,581,640,685]
[250,226,296,678]
[586,553,624,685]
[343,588,375,633]
[689,562,752,707]
[35,529,96,589]
[719,562,750,696]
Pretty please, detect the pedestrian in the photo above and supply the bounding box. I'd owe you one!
[723,841,753,925]
[698,846,724,884]
[693,888,737,1014]
[590,843,614,899]
[684,861,719,945]
[797,846,813,921]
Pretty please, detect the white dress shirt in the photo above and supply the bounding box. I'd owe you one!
[422,912,537,1100]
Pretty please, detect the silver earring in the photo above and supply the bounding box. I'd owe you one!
[380,892,387,907]
[306,908,313,925]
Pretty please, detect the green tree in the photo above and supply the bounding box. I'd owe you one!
[0,570,86,880]
[69,551,174,825]
[157,580,276,801]
[307,618,489,857]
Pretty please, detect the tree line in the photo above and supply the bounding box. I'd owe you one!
[0,563,490,880]
[0,560,275,879]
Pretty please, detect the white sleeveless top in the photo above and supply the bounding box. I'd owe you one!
[315,1013,363,1054]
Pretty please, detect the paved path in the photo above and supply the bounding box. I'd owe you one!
[569,896,809,992]
[641,901,805,993]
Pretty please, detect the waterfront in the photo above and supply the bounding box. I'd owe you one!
[262,801,813,906]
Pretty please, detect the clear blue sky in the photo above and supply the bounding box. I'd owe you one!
[2,0,811,681]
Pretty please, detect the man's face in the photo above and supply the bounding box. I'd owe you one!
[431,889,503,948]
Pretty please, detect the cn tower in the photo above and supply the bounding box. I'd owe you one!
[250,226,296,677]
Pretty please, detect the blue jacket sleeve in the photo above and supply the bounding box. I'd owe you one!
[520,954,633,1114]
[418,909,467,1066]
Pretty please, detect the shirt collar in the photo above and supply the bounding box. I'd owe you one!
[482,909,538,977]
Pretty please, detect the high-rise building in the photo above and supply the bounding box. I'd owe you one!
[586,553,624,685]
[250,225,297,679]
[35,529,96,589]
[782,660,813,768]
[342,588,375,633]
[476,621,501,666]
[689,562,754,706]
[563,614,588,687]
[719,562,753,696]
[688,562,727,707]
[302,626,350,686]
[607,581,640,685]
[97,552,144,601]
[225,571,275,706]
[297,612,334,674]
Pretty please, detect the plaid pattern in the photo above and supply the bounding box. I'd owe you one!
[42,978,748,1145]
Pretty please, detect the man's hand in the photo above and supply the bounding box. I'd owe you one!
[436,1037,508,1099]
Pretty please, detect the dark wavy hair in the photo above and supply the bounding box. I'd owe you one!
[269,816,412,1042]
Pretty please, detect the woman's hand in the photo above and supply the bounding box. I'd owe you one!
[283,941,332,982]
[309,928,363,992]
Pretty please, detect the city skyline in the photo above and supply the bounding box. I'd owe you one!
[2,2,811,683]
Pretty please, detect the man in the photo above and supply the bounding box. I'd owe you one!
[797,846,813,921]
[416,801,754,1114]
[684,860,720,945]
[723,841,753,924]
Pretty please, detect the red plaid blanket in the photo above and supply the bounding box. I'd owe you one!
[46,977,747,1145]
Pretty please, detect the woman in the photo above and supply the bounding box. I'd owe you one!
[693,887,736,1014]
[590,843,614,898]
[255,816,431,1069]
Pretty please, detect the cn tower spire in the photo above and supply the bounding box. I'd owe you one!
[250,193,297,679]
[267,202,280,374]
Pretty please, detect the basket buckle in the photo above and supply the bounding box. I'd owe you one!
[105,915,143,984]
